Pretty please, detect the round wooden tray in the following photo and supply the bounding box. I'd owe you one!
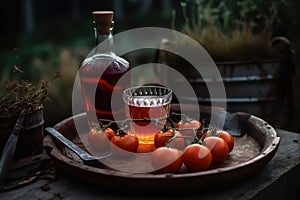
[43,104,280,192]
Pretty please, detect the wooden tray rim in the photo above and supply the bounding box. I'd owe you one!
[44,110,280,180]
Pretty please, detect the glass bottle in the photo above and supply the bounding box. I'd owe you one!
[79,11,130,130]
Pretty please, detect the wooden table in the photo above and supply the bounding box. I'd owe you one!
[0,129,299,200]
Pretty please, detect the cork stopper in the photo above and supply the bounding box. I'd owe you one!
[93,11,114,35]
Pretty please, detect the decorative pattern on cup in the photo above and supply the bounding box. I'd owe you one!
[123,86,172,107]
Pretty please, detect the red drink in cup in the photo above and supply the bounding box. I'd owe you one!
[127,104,169,144]
[123,86,172,148]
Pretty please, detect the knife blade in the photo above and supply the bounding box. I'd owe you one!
[0,114,24,183]
[45,127,111,167]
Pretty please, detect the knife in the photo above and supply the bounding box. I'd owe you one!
[0,114,24,183]
[45,127,111,167]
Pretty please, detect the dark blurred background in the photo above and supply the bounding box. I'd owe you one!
[0,0,299,132]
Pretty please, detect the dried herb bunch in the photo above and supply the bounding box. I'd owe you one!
[0,70,61,119]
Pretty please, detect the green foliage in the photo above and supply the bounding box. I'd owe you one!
[181,0,282,32]
[0,45,59,82]
[178,0,289,61]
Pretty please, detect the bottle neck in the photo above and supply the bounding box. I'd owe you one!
[94,22,115,55]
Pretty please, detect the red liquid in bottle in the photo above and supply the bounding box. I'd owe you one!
[79,55,130,130]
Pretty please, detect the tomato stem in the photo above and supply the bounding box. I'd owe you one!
[96,114,212,146]
[161,124,169,132]
[209,126,217,136]
[117,129,127,137]
[187,119,210,145]
[170,112,192,123]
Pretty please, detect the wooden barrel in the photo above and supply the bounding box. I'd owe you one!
[186,60,286,125]
[156,40,293,127]
[0,107,44,160]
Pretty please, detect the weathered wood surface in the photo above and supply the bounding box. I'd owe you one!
[0,129,299,200]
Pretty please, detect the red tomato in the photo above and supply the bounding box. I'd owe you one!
[154,129,185,150]
[217,130,234,153]
[87,128,110,152]
[204,136,229,164]
[111,133,139,157]
[104,127,115,140]
[197,128,212,140]
[182,144,212,171]
[176,119,201,137]
[151,147,183,173]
